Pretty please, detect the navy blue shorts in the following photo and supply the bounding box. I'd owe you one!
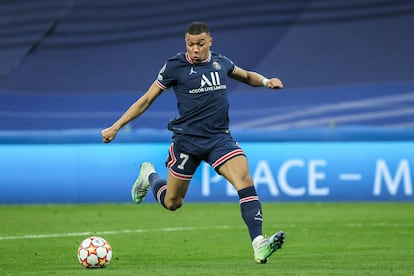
[165,133,245,180]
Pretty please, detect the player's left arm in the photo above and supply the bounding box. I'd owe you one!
[231,65,283,89]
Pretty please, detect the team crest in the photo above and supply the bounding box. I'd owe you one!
[212,61,221,70]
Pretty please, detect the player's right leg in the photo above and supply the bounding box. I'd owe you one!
[131,162,156,204]
[131,161,190,210]
[162,173,191,210]
[157,141,199,210]
[132,141,199,209]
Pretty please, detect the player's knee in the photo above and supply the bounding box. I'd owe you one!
[166,203,182,211]
[240,172,254,186]
[164,198,183,211]
[234,172,254,190]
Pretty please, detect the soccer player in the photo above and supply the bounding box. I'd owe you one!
[101,21,285,264]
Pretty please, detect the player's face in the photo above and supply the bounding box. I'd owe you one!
[185,32,212,63]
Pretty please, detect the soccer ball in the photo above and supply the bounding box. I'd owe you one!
[77,236,112,268]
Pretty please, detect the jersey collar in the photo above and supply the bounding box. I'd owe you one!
[185,52,211,64]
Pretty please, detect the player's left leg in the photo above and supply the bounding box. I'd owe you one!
[218,155,263,240]
[218,155,285,264]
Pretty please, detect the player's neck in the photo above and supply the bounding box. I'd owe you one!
[186,51,211,64]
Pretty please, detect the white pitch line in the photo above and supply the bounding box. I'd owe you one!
[0,225,240,241]
[346,222,414,228]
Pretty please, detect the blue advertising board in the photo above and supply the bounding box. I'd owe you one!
[0,142,413,203]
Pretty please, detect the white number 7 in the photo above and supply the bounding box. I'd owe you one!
[177,153,190,170]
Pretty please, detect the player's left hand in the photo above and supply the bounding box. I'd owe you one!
[267,78,283,89]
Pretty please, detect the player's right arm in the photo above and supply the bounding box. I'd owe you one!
[101,81,163,143]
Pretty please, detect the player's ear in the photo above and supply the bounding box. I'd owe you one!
[209,36,213,47]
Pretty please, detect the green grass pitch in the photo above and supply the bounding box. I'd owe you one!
[0,202,413,275]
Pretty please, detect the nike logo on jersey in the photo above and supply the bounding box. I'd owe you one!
[189,67,197,75]
[254,209,263,221]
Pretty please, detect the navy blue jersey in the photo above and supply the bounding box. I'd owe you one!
[156,51,237,137]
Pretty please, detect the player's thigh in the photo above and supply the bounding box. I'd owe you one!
[166,171,191,200]
[166,141,201,181]
[218,155,253,191]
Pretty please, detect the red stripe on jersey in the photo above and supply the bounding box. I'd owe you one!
[168,168,193,180]
[167,143,176,168]
[157,185,167,204]
[167,143,193,180]
[156,80,168,90]
[239,195,259,204]
[185,52,194,64]
[212,149,245,169]
[167,143,177,168]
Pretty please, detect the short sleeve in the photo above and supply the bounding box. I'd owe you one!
[221,55,236,76]
[156,61,175,90]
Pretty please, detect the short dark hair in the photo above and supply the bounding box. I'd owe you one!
[185,21,210,35]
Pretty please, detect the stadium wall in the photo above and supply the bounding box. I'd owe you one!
[1,129,413,204]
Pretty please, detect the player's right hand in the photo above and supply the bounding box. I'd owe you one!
[101,127,117,143]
